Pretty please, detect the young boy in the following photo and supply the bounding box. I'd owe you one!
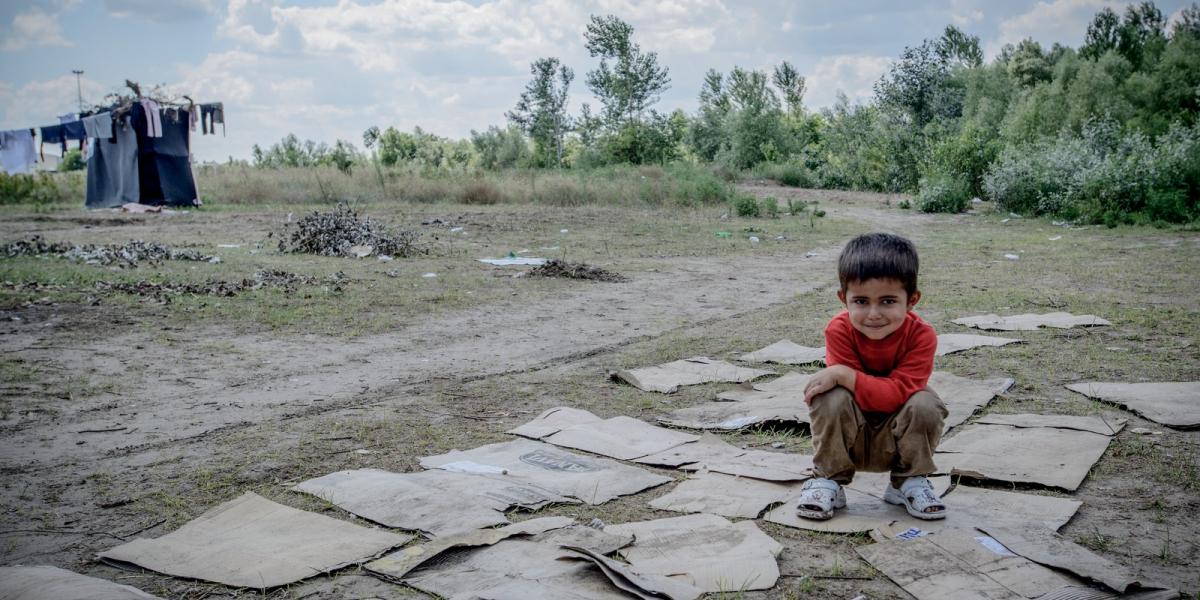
[796,232,948,521]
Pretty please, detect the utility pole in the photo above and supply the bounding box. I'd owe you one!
[72,69,84,113]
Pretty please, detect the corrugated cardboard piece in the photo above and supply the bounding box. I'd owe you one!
[0,565,162,600]
[869,485,1082,541]
[738,340,826,364]
[420,438,671,504]
[510,407,698,461]
[365,516,573,579]
[936,333,1022,356]
[1066,381,1200,429]
[97,492,408,588]
[605,514,784,593]
[613,356,774,393]
[936,414,1123,490]
[953,312,1111,331]
[293,468,575,536]
[649,471,803,518]
[634,433,813,481]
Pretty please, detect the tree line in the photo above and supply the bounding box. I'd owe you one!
[251,2,1200,225]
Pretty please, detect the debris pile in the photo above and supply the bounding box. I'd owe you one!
[278,203,421,258]
[96,270,348,301]
[527,259,628,282]
[4,235,218,267]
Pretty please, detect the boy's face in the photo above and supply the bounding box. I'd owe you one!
[837,278,921,341]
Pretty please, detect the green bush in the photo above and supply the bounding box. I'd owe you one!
[761,197,780,218]
[60,149,85,172]
[733,194,761,217]
[916,172,971,213]
[0,172,64,207]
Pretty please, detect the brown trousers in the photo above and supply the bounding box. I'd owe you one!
[809,386,948,487]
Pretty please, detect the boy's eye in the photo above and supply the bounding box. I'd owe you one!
[853,298,867,304]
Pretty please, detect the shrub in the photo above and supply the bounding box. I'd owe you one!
[458,181,504,205]
[60,149,85,172]
[916,172,971,213]
[733,194,761,217]
[786,198,807,215]
[0,172,65,207]
[761,197,780,218]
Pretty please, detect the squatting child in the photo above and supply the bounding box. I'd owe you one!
[796,232,949,521]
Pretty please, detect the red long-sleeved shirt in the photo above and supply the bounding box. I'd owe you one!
[823,310,936,414]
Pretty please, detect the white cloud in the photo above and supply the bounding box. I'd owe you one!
[1,8,72,51]
[805,54,892,109]
[987,0,1119,57]
[105,0,219,22]
[173,50,260,104]
[0,75,106,130]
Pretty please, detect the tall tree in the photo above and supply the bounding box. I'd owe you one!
[583,14,671,129]
[508,57,573,168]
[936,25,983,68]
[772,61,807,114]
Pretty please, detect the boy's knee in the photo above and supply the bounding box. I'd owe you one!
[810,386,855,417]
[901,390,947,427]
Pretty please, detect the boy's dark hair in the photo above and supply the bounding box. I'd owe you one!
[837,233,919,295]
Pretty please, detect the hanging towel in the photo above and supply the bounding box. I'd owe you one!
[62,120,87,141]
[0,129,38,174]
[140,99,162,137]
[82,112,114,140]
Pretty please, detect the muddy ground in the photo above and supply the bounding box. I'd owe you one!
[1,185,1197,598]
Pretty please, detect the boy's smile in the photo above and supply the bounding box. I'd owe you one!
[837,278,920,340]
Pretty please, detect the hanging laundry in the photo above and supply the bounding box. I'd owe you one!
[131,100,197,206]
[39,124,67,158]
[85,116,140,208]
[61,120,87,141]
[200,102,224,136]
[139,99,162,137]
[58,113,77,124]
[0,129,38,174]
[82,112,114,140]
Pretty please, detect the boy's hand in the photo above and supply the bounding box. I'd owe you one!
[804,365,853,405]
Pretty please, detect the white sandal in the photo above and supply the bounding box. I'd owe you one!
[884,476,947,520]
[796,478,846,521]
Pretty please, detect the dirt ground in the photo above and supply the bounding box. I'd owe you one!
[1,184,1198,599]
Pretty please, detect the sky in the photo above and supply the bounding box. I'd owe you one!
[0,0,1193,162]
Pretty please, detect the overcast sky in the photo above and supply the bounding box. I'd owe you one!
[0,0,1192,162]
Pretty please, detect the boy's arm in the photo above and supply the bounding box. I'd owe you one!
[824,321,936,413]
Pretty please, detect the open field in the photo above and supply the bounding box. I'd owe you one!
[1,183,1198,598]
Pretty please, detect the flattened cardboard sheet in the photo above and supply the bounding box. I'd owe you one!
[930,372,1015,433]
[508,406,603,439]
[763,472,952,534]
[857,528,1079,600]
[365,516,573,580]
[870,485,1082,541]
[980,526,1172,595]
[561,546,704,600]
[973,413,1126,436]
[649,471,803,518]
[1066,382,1200,429]
[421,439,671,504]
[511,407,699,461]
[738,340,826,365]
[936,418,1116,490]
[953,312,1111,331]
[293,468,575,536]
[614,357,774,393]
[0,566,161,600]
[936,333,1021,356]
[604,514,783,592]
[634,434,813,481]
[97,492,408,588]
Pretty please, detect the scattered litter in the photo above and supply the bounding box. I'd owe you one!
[953,312,1111,331]
[386,270,399,278]
[1066,381,1200,429]
[715,231,731,238]
[749,236,760,243]
[94,270,346,302]
[1003,253,1019,260]
[510,407,698,461]
[972,197,982,204]
[935,333,1021,356]
[527,259,628,282]
[1001,219,1011,223]
[1049,235,1062,241]
[353,448,374,455]
[421,272,437,278]
[737,339,825,365]
[560,229,569,233]
[805,251,818,257]
[1129,427,1163,435]
[540,245,559,250]
[97,492,408,588]
[449,227,464,233]
[293,468,575,537]
[216,244,240,248]
[277,203,421,258]
[634,434,814,481]
[764,473,952,534]
[613,356,774,394]
[377,255,393,262]
[420,439,670,504]
[1009,212,1021,218]
[0,565,162,599]
[936,414,1123,490]
[650,471,803,518]
[4,235,218,267]
[365,516,573,580]
[604,514,783,593]
[478,257,547,266]
[118,202,164,214]
[775,235,785,240]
